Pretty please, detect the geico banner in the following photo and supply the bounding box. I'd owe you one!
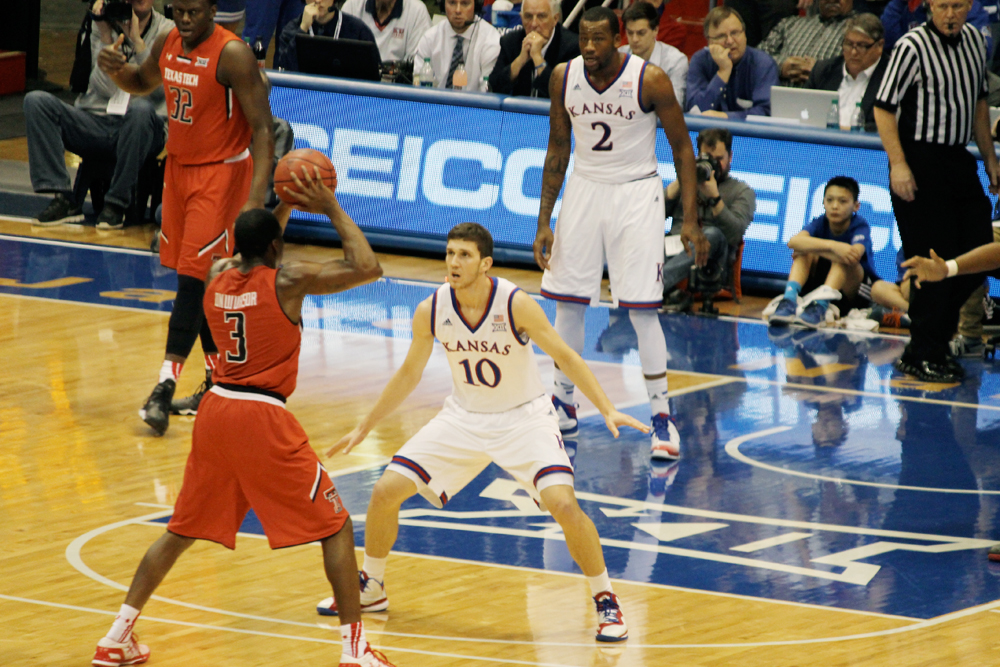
[270,85,997,283]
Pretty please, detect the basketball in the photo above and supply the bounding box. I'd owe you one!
[274,148,337,204]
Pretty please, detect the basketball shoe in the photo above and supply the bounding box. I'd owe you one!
[92,633,150,666]
[551,395,579,436]
[339,647,396,666]
[139,379,175,436]
[989,544,1000,562]
[593,592,628,642]
[318,571,389,615]
[650,413,680,460]
[171,369,212,415]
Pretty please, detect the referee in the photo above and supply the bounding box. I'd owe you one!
[873,0,999,383]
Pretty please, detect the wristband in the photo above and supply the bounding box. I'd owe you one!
[946,259,959,278]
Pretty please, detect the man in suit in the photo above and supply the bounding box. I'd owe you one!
[806,13,887,131]
[488,0,580,97]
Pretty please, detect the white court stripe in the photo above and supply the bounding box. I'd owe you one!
[0,233,153,255]
[730,532,814,553]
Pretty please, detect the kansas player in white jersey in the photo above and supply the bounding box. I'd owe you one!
[320,223,648,642]
[535,7,707,461]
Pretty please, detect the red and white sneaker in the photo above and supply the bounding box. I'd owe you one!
[318,570,389,615]
[593,592,628,642]
[339,646,397,666]
[92,634,150,666]
[650,413,680,460]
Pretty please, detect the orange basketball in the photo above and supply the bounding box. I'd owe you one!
[274,148,337,204]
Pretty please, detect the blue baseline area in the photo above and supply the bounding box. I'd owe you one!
[5,235,1000,619]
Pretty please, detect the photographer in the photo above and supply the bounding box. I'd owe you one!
[24,0,173,228]
[662,127,756,311]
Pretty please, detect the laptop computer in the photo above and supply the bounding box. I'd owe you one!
[770,86,839,129]
[294,34,382,82]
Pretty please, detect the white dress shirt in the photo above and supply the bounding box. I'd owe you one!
[838,60,878,128]
[618,41,689,106]
[415,17,501,91]
[342,0,431,61]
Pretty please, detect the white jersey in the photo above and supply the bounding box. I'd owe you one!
[431,277,545,413]
[562,54,658,184]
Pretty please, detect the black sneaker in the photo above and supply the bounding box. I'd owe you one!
[34,193,83,226]
[983,295,1000,332]
[139,379,176,435]
[171,369,212,415]
[895,357,961,383]
[660,289,693,313]
[96,204,125,230]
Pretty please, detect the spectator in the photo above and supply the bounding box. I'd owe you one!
[662,128,756,311]
[868,247,913,327]
[489,0,579,97]
[618,0,686,49]
[275,0,377,71]
[805,12,888,130]
[723,0,798,47]
[761,0,858,87]
[414,0,501,91]
[881,0,991,53]
[232,0,306,57]
[768,176,878,328]
[686,6,779,118]
[949,225,1000,356]
[24,0,173,228]
[620,1,688,103]
[342,0,431,62]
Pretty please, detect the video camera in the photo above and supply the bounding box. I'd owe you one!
[91,0,133,23]
[695,155,722,183]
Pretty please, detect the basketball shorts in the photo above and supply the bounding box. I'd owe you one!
[167,388,349,550]
[387,395,575,510]
[160,154,253,280]
[541,173,664,309]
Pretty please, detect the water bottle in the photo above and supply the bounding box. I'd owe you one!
[419,58,435,87]
[412,63,422,86]
[850,102,864,132]
[252,37,266,69]
[826,98,840,130]
[452,63,468,90]
[481,74,489,92]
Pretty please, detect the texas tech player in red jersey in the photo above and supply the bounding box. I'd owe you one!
[99,0,275,437]
[91,169,395,667]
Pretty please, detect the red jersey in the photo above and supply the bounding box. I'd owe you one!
[159,26,253,165]
[205,265,301,399]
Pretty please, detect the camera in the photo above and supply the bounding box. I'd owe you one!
[695,155,722,183]
[93,0,134,23]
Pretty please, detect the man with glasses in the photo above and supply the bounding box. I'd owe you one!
[761,0,856,87]
[806,13,887,131]
[686,6,779,118]
[489,0,580,97]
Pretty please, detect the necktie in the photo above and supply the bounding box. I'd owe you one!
[446,35,464,89]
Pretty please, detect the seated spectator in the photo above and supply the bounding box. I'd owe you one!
[760,0,857,87]
[489,0,580,97]
[620,1,688,103]
[342,0,431,62]
[686,6,779,118]
[805,13,887,131]
[948,224,1000,356]
[868,247,913,327]
[723,0,797,47]
[618,0,686,49]
[881,0,991,53]
[768,176,877,328]
[662,128,756,311]
[414,0,501,91]
[24,0,172,228]
[275,0,377,71]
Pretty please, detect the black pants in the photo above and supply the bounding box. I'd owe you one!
[723,0,796,46]
[891,143,993,361]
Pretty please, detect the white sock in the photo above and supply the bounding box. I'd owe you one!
[362,554,386,581]
[106,604,140,643]
[586,570,613,597]
[645,376,669,415]
[628,310,669,413]
[553,302,587,400]
[340,621,368,659]
[553,369,575,404]
[158,359,182,383]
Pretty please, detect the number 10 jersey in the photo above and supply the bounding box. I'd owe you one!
[562,54,658,184]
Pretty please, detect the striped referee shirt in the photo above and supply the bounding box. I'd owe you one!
[874,20,988,146]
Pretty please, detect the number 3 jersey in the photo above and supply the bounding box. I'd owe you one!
[205,265,302,399]
[562,54,658,184]
[431,277,545,413]
[159,26,252,165]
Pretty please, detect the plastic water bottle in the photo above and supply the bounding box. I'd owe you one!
[419,58,435,87]
[452,63,468,90]
[412,65,422,86]
[826,99,840,130]
[481,74,489,92]
[850,102,864,132]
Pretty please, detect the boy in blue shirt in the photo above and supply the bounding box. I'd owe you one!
[770,176,877,328]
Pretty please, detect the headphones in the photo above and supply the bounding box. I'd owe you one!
[437,0,485,19]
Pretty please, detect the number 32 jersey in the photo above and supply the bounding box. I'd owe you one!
[562,54,658,184]
[431,277,545,413]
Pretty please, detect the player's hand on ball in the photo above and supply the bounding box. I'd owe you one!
[286,166,337,213]
[901,249,948,288]
[533,226,555,270]
[603,410,650,438]
[681,221,710,267]
[325,426,368,457]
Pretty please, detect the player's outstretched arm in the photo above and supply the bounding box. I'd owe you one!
[97,32,166,95]
[511,291,649,438]
[535,63,571,271]
[902,244,1000,287]
[326,298,436,456]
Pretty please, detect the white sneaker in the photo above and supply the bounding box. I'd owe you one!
[650,413,680,460]
[339,646,397,666]
[593,592,628,642]
[92,634,150,666]
[551,395,579,436]
[318,570,389,615]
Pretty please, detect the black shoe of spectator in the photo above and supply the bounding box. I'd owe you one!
[896,356,961,383]
[943,356,966,379]
[96,204,125,230]
[660,289,693,313]
[34,193,83,226]
[984,295,1000,332]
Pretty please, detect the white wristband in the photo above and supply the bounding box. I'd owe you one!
[946,259,959,278]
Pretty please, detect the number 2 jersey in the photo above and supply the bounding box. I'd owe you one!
[205,265,302,400]
[431,277,545,413]
[562,54,658,184]
[159,26,253,165]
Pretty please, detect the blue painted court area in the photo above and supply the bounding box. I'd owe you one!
[5,235,1000,620]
